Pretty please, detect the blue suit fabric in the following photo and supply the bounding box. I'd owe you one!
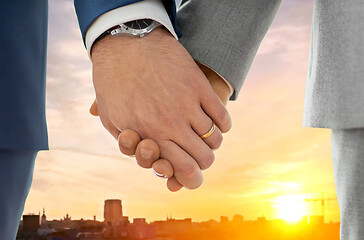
[0,150,37,240]
[0,0,178,151]
[0,1,177,239]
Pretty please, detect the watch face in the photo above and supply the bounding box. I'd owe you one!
[124,19,154,30]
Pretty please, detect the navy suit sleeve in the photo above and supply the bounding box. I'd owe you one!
[74,0,181,44]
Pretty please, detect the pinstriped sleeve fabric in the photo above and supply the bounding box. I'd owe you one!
[176,0,282,100]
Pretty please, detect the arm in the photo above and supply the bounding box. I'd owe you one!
[74,0,232,190]
[176,0,283,100]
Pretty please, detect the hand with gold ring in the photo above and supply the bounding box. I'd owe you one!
[90,60,231,192]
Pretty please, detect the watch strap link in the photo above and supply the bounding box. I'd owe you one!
[92,19,164,47]
[93,25,120,47]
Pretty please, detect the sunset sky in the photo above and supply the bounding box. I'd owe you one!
[24,0,340,223]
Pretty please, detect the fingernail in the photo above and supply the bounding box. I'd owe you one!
[141,148,153,159]
[121,137,133,148]
[153,169,167,178]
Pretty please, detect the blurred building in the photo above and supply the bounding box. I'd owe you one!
[103,200,129,239]
[22,214,40,232]
[104,199,123,226]
[257,216,266,223]
[232,215,244,224]
[128,218,155,239]
[220,216,229,224]
[152,217,192,238]
[309,215,324,225]
[38,207,55,236]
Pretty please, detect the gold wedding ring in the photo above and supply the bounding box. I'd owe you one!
[200,122,216,139]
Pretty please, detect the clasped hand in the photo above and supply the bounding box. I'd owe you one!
[90,27,232,191]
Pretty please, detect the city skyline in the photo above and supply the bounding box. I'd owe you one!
[23,0,340,224]
[18,199,340,240]
[21,209,339,225]
[24,194,338,224]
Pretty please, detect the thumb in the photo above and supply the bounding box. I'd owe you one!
[89,99,99,116]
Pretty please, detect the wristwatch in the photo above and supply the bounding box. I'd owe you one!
[94,18,162,45]
[112,18,162,37]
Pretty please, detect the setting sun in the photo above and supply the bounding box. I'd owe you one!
[273,195,307,223]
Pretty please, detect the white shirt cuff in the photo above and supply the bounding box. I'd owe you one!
[85,0,178,59]
[175,0,183,9]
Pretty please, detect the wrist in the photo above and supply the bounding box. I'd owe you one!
[91,26,174,62]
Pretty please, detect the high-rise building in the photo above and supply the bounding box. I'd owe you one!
[104,199,123,226]
[22,214,40,232]
[232,214,244,223]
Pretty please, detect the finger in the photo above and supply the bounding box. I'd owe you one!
[89,99,99,116]
[152,159,174,178]
[135,139,160,168]
[191,109,223,150]
[159,140,203,189]
[167,176,183,192]
[118,129,141,156]
[99,116,120,140]
[200,89,232,133]
[202,124,223,151]
[174,127,215,170]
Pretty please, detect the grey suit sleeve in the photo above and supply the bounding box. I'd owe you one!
[176,0,282,100]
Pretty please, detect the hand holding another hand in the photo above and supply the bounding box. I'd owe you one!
[90,27,231,191]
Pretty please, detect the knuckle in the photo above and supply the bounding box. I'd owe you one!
[136,119,161,139]
[210,133,223,150]
[179,164,200,180]
[216,107,231,132]
[199,151,215,170]
[150,111,182,139]
[162,114,182,131]
[184,177,203,190]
